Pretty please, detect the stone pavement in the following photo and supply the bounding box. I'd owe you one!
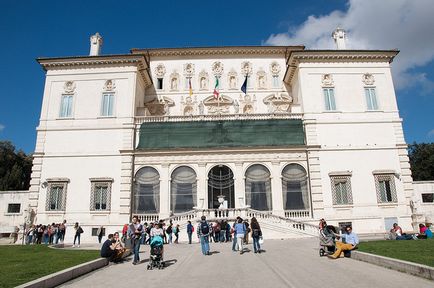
[60,238,433,288]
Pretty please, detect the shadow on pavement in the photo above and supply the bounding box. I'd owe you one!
[163,259,177,267]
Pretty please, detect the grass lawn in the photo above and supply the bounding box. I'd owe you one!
[358,239,434,267]
[0,245,100,288]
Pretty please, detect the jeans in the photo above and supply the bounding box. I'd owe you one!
[232,235,238,251]
[168,233,172,244]
[98,235,103,243]
[133,237,141,263]
[236,234,244,253]
[27,235,33,245]
[74,233,80,245]
[188,232,192,244]
[252,236,261,252]
[200,236,210,255]
[44,234,49,245]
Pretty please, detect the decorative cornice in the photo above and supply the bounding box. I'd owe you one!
[131,46,304,57]
[284,50,399,84]
[37,54,153,88]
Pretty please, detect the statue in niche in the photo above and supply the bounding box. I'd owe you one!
[244,104,253,114]
[230,76,236,89]
[163,102,170,115]
[233,100,239,114]
[184,106,193,116]
[267,101,275,113]
[258,76,265,88]
[171,78,178,90]
[198,101,204,115]
[200,77,207,89]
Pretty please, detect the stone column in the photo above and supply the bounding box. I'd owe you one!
[196,163,207,209]
[159,164,170,218]
[271,161,284,217]
[234,162,245,208]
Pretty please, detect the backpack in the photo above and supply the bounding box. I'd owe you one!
[252,229,261,237]
[200,222,209,235]
[166,225,172,234]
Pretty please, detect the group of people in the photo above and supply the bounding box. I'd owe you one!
[196,216,263,256]
[99,215,264,264]
[388,223,433,240]
[23,220,67,245]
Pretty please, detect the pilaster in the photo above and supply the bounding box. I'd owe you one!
[271,161,284,216]
[234,162,245,208]
[159,164,170,218]
[197,163,207,209]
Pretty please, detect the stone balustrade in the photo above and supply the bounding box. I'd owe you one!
[134,112,303,125]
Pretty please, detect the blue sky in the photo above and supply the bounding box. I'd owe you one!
[1,0,433,153]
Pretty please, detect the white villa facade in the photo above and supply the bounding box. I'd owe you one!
[22,31,419,242]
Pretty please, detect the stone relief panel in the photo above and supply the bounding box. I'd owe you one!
[103,80,116,91]
[362,73,375,86]
[228,69,238,90]
[321,74,334,87]
[170,72,180,91]
[270,62,281,76]
[263,93,293,113]
[198,70,209,90]
[145,96,174,116]
[241,61,252,76]
[154,63,166,77]
[64,81,76,93]
[203,95,233,114]
[184,63,195,76]
[212,61,224,77]
[181,95,198,116]
[256,69,267,89]
[239,94,256,114]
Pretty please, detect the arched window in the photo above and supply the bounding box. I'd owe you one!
[134,167,160,214]
[171,166,197,213]
[282,164,309,210]
[245,164,272,211]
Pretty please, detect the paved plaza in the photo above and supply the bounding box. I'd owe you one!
[60,238,433,288]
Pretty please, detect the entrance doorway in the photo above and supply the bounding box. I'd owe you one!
[208,165,234,209]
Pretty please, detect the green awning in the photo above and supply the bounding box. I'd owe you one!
[137,119,305,150]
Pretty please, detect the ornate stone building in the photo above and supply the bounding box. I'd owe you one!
[27,31,415,241]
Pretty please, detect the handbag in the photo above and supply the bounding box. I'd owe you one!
[258,236,264,245]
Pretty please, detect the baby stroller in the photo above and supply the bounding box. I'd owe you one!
[319,225,338,257]
[147,235,164,270]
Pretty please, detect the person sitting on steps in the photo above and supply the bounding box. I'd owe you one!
[328,225,359,259]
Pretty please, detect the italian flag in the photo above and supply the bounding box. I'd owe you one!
[213,77,219,99]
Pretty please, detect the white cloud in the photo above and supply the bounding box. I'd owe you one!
[429,129,434,137]
[0,124,4,132]
[264,0,434,91]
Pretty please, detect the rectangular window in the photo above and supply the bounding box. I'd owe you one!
[365,87,378,110]
[374,174,397,203]
[157,78,163,90]
[272,75,280,88]
[59,95,73,118]
[101,93,114,116]
[90,180,112,211]
[46,184,66,211]
[422,193,434,203]
[92,227,106,236]
[7,203,21,214]
[330,176,353,205]
[323,88,336,111]
[338,222,352,233]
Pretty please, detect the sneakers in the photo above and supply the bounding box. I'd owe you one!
[72,244,75,248]
[77,245,80,248]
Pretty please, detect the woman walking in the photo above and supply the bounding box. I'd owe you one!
[234,218,246,254]
[250,217,262,253]
[73,222,83,247]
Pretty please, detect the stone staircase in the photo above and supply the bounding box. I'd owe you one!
[157,208,318,239]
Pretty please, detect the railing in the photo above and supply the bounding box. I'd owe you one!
[284,210,310,218]
[195,208,249,220]
[137,214,159,223]
[135,113,303,125]
[246,208,318,236]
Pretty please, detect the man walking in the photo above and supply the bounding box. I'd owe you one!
[187,221,194,244]
[128,216,143,265]
[197,216,211,255]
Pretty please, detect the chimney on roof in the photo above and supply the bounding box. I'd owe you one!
[332,27,346,50]
[89,32,103,56]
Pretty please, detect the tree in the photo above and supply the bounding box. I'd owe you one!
[0,141,33,190]
[408,142,434,181]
